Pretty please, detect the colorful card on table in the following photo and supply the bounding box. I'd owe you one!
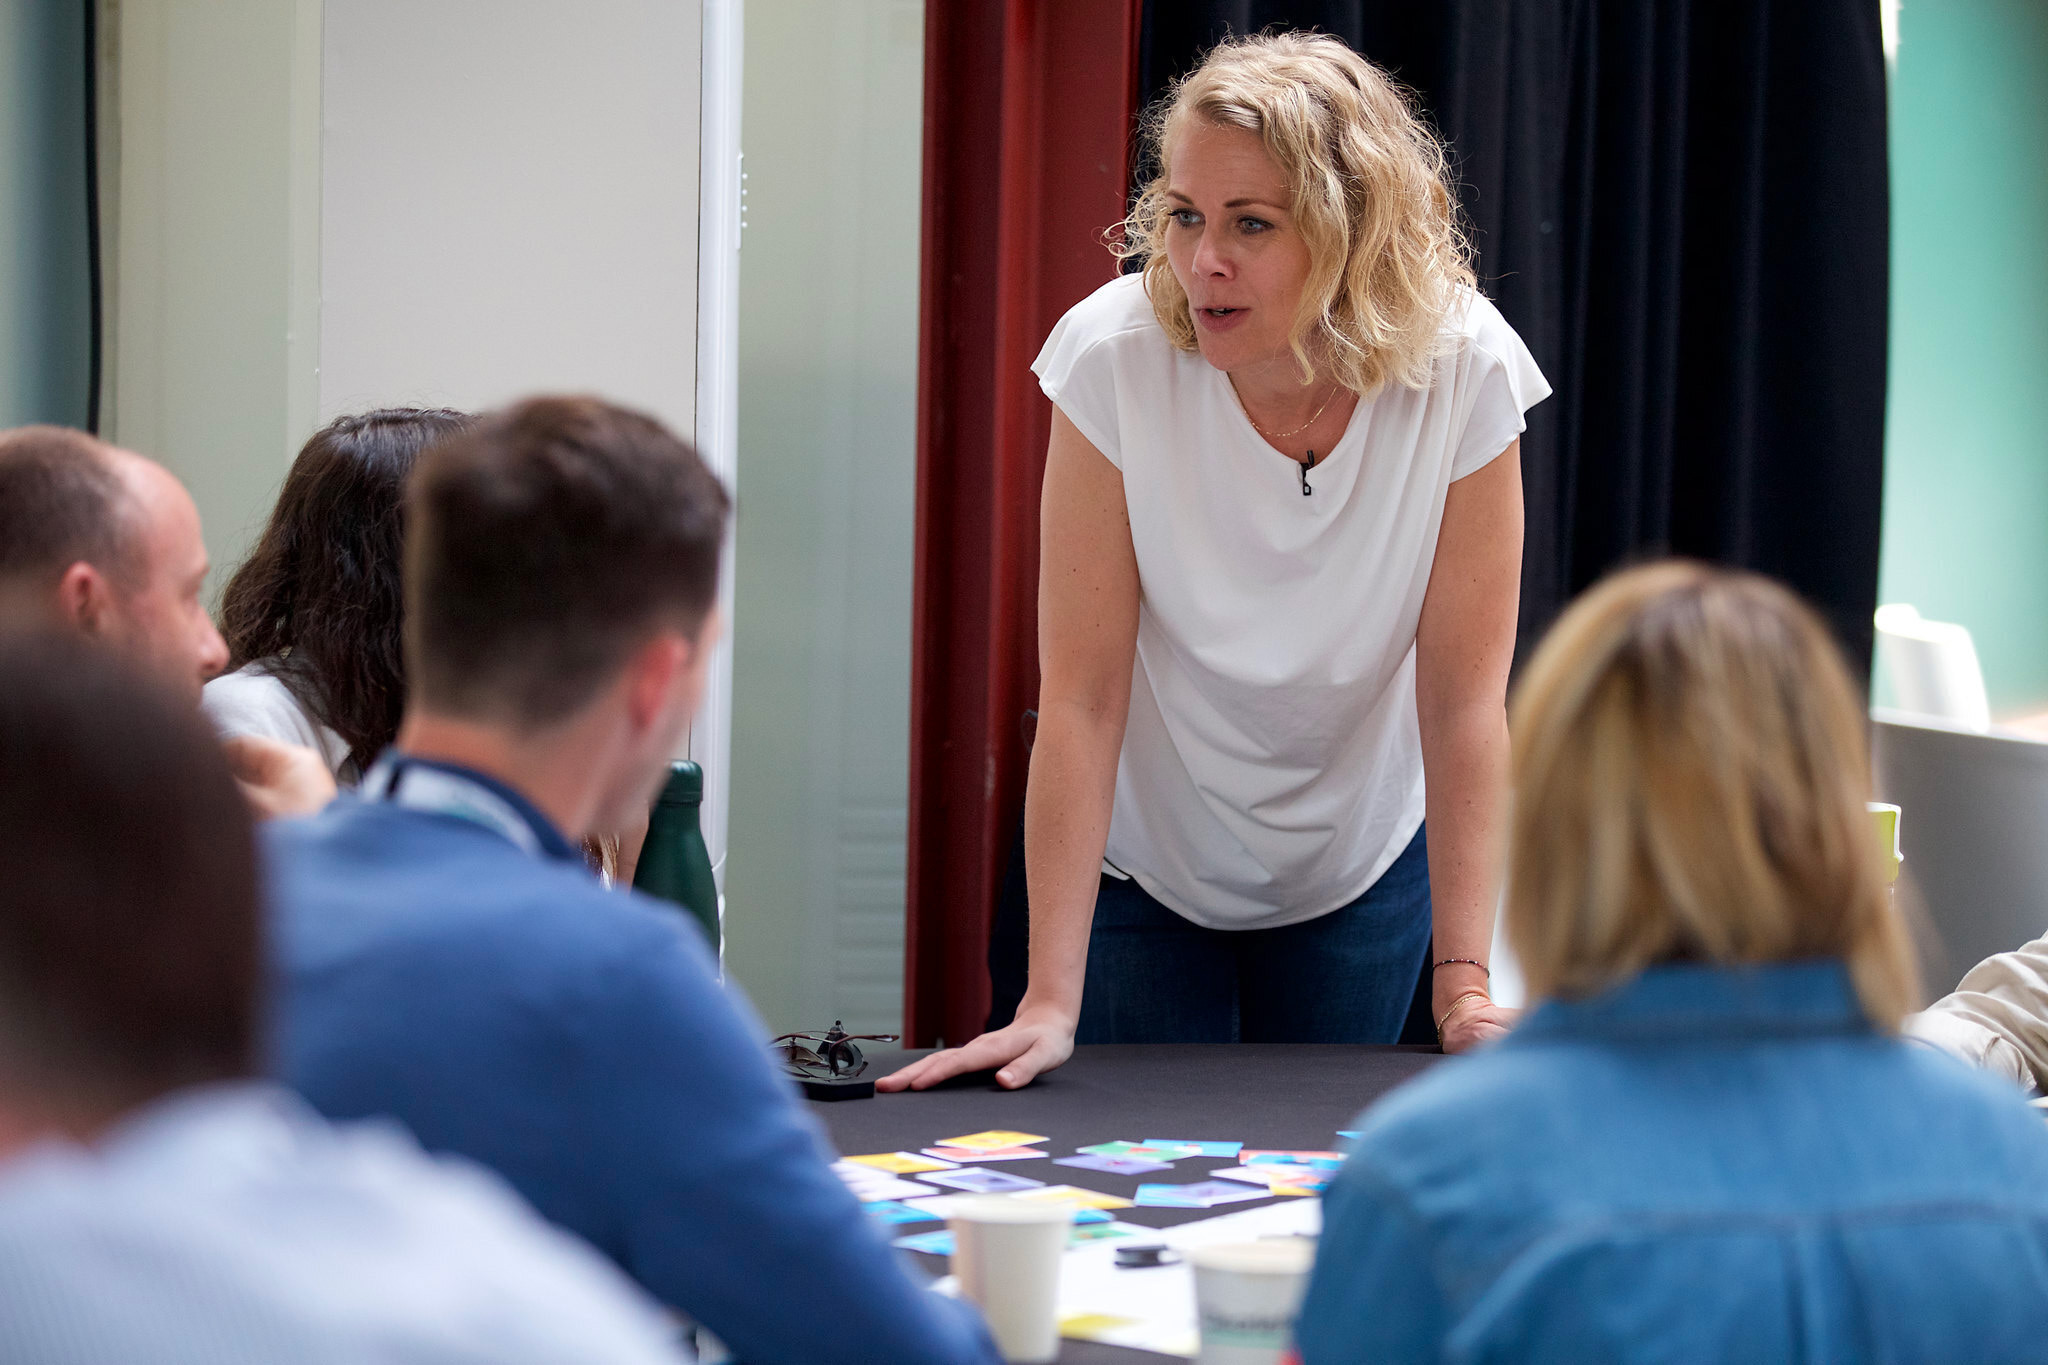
[1011,1184,1135,1211]
[1076,1140,1201,1162]
[893,1229,957,1256]
[1269,1184,1323,1197]
[920,1167,1045,1194]
[1069,1220,1148,1244]
[922,1145,1046,1163]
[861,1201,940,1225]
[1210,1164,1316,1188]
[1243,1150,1344,1169]
[1054,1153,1174,1176]
[843,1151,959,1174]
[936,1130,1049,1151]
[1134,1180,1273,1208]
[1141,1139,1243,1158]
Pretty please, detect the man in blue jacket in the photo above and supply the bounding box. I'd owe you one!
[266,396,996,1364]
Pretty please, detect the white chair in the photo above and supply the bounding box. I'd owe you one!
[1874,603,1991,732]
[1870,709,2048,996]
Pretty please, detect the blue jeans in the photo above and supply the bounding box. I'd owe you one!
[1075,825,1432,1044]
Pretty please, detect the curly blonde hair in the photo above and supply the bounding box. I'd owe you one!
[1116,32,1475,395]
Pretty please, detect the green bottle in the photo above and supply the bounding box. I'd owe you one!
[633,760,721,953]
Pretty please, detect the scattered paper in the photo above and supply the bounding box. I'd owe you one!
[921,1167,1045,1194]
[1210,1164,1319,1188]
[1135,1180,1272,1209]
[938,1130,1050,1151]
[1013,1184,1135,1211]
[1243,1149,1344,1169]
[862,1200,941,1225]
[1055,1153,1174,1176]
[893,1229,957,1256]
[844,1151,959,1174]
[1076,1140,1200,1162]
[1070,1220,1149,1244]
[923,1145,1046,1163]
[1142,1139,1242,1158]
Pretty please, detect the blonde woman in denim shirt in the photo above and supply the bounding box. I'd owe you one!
[1298,562,2048,1363]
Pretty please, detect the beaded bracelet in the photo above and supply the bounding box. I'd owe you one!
[1434,989,1492,1044]
[1432,957,1490,977]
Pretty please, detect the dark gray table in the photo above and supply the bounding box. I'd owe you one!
[810,1044,1441,1364]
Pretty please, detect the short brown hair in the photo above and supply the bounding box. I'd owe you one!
[1508,561,1917,1028]
[404,396,730,727]
[0,630,260,1112]
[0,426,135,589]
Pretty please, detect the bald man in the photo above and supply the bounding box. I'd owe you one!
[0,425,332,816]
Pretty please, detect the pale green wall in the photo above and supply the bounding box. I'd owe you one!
[0,0,91,429]
[1878,0,2048,715]
[723,0,925,1035]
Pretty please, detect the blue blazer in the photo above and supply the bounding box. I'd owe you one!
[265,764,995,1365]
[1297,960,2048,1363]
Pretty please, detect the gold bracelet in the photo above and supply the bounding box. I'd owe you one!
[1433,989,1492,1043]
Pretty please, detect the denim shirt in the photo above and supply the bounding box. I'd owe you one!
[1297,961,2048,1364]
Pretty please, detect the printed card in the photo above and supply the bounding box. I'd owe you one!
[1141,1139,1243,1158]
[843,1151,959,1174]
[861,1201,940,1225]
[920,1167,1045,1194]
[937,1130,1049,1151]
[1054,1152,1174,1176]
[893,1229,956,1256]
[1011,1184,1135,1211]
[923,1145,1046,1163]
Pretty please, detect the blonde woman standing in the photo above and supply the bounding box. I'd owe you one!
[885,33,1547,1091]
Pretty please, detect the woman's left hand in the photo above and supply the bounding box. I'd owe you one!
[1438,998,1519,1054]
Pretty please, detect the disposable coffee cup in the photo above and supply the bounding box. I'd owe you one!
[948,1196,1073,1363]
[1189,1239,1316,1365]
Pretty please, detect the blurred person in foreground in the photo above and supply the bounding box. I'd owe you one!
[1906,935,2048,1094]
[1297,561,2048,1363]
[265,396,998,1364]
[0,631,691,1364]
[0,424,333,818]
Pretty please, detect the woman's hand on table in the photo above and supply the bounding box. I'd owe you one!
[875,1003,1077,1092]
[1438,998,1518,1054]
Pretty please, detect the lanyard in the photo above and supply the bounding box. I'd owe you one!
[359,754,546,858]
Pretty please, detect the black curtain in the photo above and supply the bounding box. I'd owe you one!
[1138,0,1891,674]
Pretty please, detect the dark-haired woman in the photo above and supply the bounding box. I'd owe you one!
[204,409,472,784]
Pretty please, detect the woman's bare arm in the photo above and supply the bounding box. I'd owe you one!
[1415,442,1523,1052]
[878,409,1139,1090]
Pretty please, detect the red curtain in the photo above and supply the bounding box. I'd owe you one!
[905,0,1143,1046]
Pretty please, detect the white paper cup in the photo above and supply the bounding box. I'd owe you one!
[948,1196,1073,1363]
[1189,1239,1316,1365]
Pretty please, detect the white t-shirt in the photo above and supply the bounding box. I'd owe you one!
[202,660,359,784]
[1032,272,1549,930]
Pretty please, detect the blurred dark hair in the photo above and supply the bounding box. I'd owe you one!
[0,630,259,1113]
[219,409,474,773]
[0,425,134,589]
[407,395,729,728]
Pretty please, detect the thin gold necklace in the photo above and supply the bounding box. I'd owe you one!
[1228,375,1340,441]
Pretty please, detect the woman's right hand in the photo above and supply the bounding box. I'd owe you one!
[875,1003,1077,1092]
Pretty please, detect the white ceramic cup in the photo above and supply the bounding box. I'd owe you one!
[948,1196,1073,1363]
[1188,1238,1317,1365]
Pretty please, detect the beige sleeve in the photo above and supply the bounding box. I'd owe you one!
[1903,931,2048,1092]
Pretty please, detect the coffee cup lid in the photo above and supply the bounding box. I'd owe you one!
[1187,1239,1315,1275]
[945,1196,1074,1226]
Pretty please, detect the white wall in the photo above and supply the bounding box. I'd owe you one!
[317,0,700,437]
[723,0,924,1034]
[107,0,321,592]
